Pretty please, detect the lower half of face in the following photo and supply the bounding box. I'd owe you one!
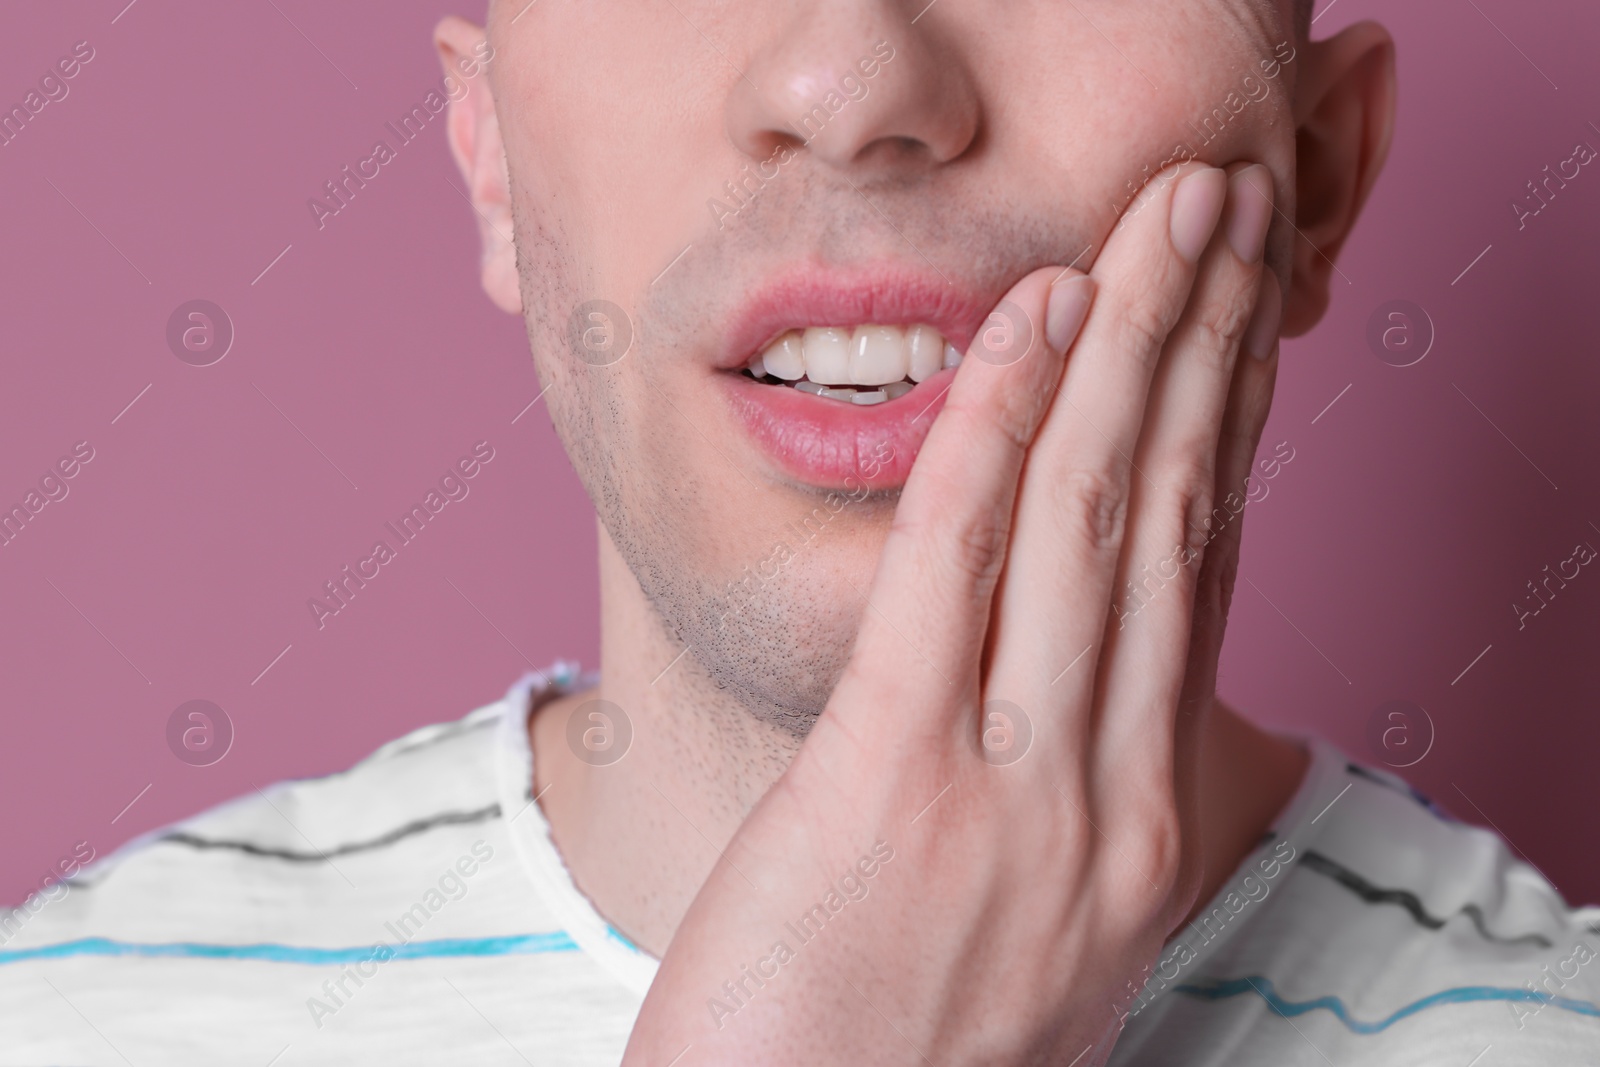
[497,0,1297,726]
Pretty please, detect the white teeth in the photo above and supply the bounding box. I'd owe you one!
[802,327,853,385]
[907,324,943,383]
[745,323,957,403]
[851,326,905,386]
[763,333,805,380]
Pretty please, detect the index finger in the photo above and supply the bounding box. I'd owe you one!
[828,266,1088,733]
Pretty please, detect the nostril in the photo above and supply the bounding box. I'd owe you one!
[751,129,804,159]
[726,22,980,175]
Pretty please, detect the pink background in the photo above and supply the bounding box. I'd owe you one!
[3,0,1597,908]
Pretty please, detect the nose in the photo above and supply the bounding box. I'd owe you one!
[726,2,980,173]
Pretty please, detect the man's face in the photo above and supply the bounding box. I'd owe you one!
[487,0,1299,727]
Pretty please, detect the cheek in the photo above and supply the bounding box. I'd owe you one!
[971,40,1217,240]
[985,5,1291,201]
[503,12,734,293]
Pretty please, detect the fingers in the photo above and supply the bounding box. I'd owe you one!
[1094,166,1276,796]
[830,266,1089,738]
[984,164,1228,760]
[1173,271,1284,770]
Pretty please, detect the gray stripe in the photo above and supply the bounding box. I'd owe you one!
[154,804,502,863]
[1302,849,1553,948]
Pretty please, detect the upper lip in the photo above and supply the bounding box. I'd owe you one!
[716,262,997,371]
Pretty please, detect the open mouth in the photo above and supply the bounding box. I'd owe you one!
[715,266,988,488]
[738,323,963,406]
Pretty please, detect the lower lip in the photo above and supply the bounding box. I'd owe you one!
[720,370,956,490]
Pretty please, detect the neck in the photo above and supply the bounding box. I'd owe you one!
[531,524,1309,956]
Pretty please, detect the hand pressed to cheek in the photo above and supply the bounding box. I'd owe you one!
[1092,164,1276,814]
[983,163,1228,746]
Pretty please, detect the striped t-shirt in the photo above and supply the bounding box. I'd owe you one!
[2,667,1597,1065]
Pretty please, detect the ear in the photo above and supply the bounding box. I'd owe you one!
[1282,21,1396,337]
[435,16,521,315]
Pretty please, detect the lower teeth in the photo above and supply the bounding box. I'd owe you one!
[747,371,914,403]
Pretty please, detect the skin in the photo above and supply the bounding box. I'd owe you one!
[436,1,1395,1061]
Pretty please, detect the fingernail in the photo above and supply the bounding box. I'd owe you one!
[1226,165,1274,264]
[1169,167,1227,264]
[1046,273,1096,353]
[1244,272,1283,361]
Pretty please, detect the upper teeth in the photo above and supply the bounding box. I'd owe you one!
[748,324,963,387]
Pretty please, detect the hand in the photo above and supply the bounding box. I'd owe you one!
[622,160,1281,1067]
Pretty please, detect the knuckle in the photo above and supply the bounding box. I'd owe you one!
[991,389,1044,458]
[947,508,1012,590]
[1154,459,1217,562]
[1174,454,1217,514]
[1054,467,1128,555]
[1120,814,1187,905]
[1188,288,1254,368]
[993,397,1040,459]
[1120,295,1177,355]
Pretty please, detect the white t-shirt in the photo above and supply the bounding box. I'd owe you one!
[2,667,1596,1065]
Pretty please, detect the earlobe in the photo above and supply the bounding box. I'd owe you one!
[1281,21,1396,337]
[434,16,522,315]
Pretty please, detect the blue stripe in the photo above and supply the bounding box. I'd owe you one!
[0,932,578,967]
[1176,975,1600,1034]
[606,926,644,954]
